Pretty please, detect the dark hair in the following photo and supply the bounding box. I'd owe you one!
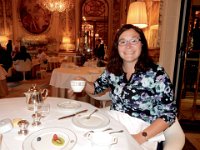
[106,24,154,75]
[97,39,101,42]
[20,46,27,53]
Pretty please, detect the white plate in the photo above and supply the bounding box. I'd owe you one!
[72,112,110,130]
[57,100,81,111]
[23,127,77,150]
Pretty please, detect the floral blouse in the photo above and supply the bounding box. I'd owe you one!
[94,64,177,125]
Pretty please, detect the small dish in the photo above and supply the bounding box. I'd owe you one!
[57,100,81,112]
[86,131,118,150]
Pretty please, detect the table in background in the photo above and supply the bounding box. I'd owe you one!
[47,56,63,71]
[49,64,104,98]
[0,97,142,150]
[32,56,63,71]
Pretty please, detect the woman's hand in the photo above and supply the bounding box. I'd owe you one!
[67,89,76,99]
[70,77,95,94]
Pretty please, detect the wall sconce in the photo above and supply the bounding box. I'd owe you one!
[62,37,70,43]
[60,36,71,51]
[95,33,99,38]
[126,1,148,29]
[0,36,8,47]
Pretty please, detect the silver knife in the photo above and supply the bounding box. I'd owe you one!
[58,109,88,120]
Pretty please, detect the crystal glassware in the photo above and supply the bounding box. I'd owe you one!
[37,103,50,118]
[32,112,42,126]
[18,119,29,135]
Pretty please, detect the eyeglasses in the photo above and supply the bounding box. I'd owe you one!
[118,38,141,46]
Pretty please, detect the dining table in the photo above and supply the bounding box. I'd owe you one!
[0,97,142,150]
[49,61,104,98]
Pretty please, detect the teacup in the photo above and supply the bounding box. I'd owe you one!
[70,80,86,93]
[86,131,118,150]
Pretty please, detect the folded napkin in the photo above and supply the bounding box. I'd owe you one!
[107,110,165,142]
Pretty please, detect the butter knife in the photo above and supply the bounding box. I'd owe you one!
[58,109,88,120]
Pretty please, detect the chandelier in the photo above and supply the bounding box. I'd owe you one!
[39,0,74,12]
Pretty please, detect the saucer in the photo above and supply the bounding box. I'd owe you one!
[72,112,110,130]
[57,100,81,112]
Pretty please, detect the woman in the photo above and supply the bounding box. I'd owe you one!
[71,24,177,149]
[13,46,32,61]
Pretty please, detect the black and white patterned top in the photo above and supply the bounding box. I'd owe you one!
[94,64,177,125]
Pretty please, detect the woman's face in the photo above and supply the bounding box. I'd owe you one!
[118,29,142,65]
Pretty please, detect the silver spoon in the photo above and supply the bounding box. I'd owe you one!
[83,130,94,137]
[109,130,124,134]
[86,109,98,119]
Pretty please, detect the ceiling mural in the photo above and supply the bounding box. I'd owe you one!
[18,0,52,34]
[83,0,106,17]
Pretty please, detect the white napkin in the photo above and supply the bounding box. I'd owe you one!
[0,134,2,150]
[107,110,165,142]
[0,134,9,150]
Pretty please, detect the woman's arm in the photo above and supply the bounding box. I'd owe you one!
[132,66,177,144]
[132,118,169,144]
[84,81,95,94]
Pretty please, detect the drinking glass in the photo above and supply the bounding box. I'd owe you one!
[38,103,50,118]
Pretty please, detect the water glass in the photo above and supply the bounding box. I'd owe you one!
[38,103,50,117]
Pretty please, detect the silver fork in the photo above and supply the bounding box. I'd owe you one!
[86,109,98,119]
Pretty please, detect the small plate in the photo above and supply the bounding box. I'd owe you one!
[72,112,110,130]
[23,127,77,150]
[57,100,81,111]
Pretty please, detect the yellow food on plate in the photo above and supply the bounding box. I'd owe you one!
[12,118,22,127]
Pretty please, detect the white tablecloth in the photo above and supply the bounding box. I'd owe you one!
[0,97,142,150]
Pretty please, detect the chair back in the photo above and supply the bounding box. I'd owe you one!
[163,118,185,150]
[13,59,32,72]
